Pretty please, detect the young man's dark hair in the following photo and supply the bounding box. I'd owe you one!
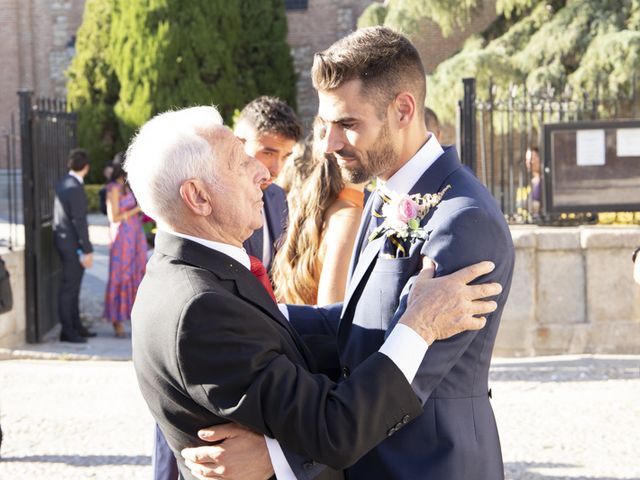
[67,148,90,172]
[312,26,426,120]
[235,96,302,142]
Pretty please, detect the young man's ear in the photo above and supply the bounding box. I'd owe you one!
[393,92,416,126]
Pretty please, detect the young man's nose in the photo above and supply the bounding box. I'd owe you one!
[323,124,344,154]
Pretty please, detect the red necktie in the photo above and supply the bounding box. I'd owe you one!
[249,255,277,303]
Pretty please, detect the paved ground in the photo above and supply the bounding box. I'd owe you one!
[1,355,638,479]
[1,216,639,479]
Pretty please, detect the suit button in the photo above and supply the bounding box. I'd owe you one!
[488,388,493,399]
[302,461,316,471]
[342,366,350,379]
[387,427,396,436]
[402,414,411,424]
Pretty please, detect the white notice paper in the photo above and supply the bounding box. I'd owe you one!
[616,129,640,157]
[576,130,606,166]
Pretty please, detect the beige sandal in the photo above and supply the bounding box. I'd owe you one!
[113,322,126,338]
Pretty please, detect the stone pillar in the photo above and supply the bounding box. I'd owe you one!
[0,247,26,348]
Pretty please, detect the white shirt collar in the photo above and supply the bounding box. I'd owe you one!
[160,228,251,270]
[379,134,444,195]
[69,170,84,184]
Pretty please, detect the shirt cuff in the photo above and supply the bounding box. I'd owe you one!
[264,436,297,480]
[278,304,290,320]
[378,323,429,383]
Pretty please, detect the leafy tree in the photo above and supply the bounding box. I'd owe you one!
[66,0,120,182]
[359,0,640,123]
[237,0,297,109]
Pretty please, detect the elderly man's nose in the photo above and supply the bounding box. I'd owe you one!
[257,160,270,183]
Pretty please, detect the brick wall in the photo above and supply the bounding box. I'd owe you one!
[411,1,498,74]
[0,0,21,168]
[286,0,373,129]
[0,0,85,167]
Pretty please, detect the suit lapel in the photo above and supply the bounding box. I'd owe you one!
[154,231,312,361]
[341,146,463,318]
[263,187,278,242]
[342,235,385,316]
[347,189,377,283]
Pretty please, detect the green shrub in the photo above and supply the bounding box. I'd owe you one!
[84,184,103,213]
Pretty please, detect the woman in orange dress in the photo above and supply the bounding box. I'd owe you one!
[272,148,364,306]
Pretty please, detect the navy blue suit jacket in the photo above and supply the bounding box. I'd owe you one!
[289,146,514,479]
[243,183,287,272]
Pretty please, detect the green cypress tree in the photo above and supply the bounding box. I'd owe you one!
[110,0,244,143]
[69,0,299,158]
[66,0,120,182]
[237,0,297,109]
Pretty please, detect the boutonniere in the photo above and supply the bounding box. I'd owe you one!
[368,185,451,256]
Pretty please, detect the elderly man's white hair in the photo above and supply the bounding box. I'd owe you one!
[124,106,224,227]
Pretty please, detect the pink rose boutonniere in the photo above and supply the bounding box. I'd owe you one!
[369,185,452,257]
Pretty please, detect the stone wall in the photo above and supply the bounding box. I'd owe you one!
[496,226,640,356]
[0,247,26,348]
[2,226,639,353]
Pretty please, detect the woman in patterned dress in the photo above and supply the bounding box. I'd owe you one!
[104,164,148,337]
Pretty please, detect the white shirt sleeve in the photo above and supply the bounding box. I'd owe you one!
[281,303,426,383]
[266,314,427,479]
[378,323,429,383]
[265,435,297,480]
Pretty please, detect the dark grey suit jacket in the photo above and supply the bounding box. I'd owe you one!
[53,173,93,254]
[243,183,287,271]
[290,147,515,479]
[132,232,423,480]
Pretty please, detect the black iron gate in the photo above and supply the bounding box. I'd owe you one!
[457,76,639,223]
[19,90,78,343]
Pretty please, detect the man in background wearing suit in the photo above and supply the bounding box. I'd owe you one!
[53,148,95,343]
[235,96,302,272]
[187,27,515,480]
[125,106,501,480]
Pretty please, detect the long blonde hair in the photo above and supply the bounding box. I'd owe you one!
[272,146,345,304]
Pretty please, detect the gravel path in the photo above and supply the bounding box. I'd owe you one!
[1,355,638,479]
[0,360,153,479]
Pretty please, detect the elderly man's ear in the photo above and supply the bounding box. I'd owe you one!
[179,179,213,217]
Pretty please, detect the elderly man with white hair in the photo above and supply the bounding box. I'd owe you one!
[126,106,501,480]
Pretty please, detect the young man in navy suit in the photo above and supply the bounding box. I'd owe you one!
[187,26,515,480]
[53,149,95,343]
[235,96,302,273]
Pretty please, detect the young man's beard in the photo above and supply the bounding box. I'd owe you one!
[340,122,398,184]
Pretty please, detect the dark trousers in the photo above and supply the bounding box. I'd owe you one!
[153,423,179,480]
[55,242,85,337]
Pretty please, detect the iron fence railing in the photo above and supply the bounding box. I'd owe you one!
[458,75,639,224]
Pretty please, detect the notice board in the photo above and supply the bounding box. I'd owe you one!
[543,120,640,213]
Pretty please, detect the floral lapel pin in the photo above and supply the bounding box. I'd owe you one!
[368,184,452,257]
